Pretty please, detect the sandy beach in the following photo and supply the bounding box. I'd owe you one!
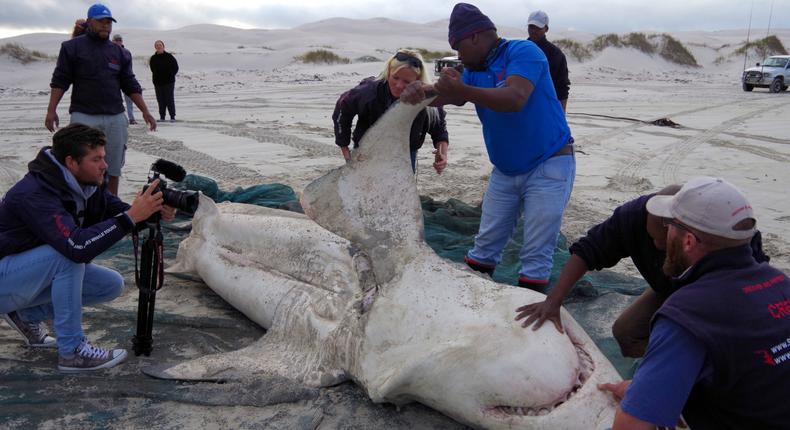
[1,19,789,428]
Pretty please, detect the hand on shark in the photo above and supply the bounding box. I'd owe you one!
[515,298,564,333]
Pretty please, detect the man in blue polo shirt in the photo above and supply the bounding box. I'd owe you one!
[402,3,574,291]
[45,3,157,196]
[598,177,790,429]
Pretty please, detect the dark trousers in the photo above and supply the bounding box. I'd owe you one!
[611,287,665,358]
[154,82,176,120]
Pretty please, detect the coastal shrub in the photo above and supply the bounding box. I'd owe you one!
[296,49,350,64]
[408,48,455,61]
[572,32,699,67]
[555,39,592,61]
[354,55,380,63]
[734,35,788,58]
[656,34,699,67]
[0,43,53,64]
[624,33,655,54]
[590,34,622,51]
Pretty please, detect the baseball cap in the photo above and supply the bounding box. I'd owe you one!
[87,4,117,22]
[112,34,122,41]
[646,177,756,240]
[527,10,549,28]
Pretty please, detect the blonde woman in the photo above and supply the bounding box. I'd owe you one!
[332,49,449,174]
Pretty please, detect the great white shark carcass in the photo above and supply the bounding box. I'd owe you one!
[149,97,622,429]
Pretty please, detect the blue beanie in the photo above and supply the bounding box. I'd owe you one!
[448,3,496,49]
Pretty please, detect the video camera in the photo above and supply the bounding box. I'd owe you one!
[142,159,199,215]
[132,159,199,356]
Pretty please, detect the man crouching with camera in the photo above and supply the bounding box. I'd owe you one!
[0,123,175,372]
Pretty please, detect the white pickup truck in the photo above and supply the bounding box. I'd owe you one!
[742,55,790,93]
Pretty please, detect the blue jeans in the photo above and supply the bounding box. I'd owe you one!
[0,245,124,356]
[467,153,575,281]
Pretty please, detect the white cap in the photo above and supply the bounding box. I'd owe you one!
[646,177,756,240]
[527,10,549,28]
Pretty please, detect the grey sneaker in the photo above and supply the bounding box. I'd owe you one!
[58,338,128,373]
[3,311,57,348]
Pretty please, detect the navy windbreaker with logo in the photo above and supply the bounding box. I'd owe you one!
[0,147,133,263]
[655,245,790,429]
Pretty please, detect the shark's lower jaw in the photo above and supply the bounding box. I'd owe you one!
[484,342,595,418]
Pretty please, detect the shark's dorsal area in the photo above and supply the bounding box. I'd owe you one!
[301,99,433,284]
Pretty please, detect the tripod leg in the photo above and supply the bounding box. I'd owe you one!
[133,230,158,356]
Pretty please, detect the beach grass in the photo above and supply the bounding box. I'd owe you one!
[296,49,351,64]
[0,43,54,64]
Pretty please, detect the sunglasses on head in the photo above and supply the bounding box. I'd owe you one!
[394,52,423,69]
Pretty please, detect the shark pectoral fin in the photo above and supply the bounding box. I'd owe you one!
[142,337,271,382]
[142,334,350,388]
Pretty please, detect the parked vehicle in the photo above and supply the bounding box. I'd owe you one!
[434,56,463,76]
[742,55,790,93]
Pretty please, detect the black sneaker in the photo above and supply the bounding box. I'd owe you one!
[57,338,128,373]
[3,311,57,348]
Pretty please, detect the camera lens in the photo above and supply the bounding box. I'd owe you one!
[162,188,199,214]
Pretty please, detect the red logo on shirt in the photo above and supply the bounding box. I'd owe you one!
[742,274,786,294]
[768,299,790,319]
[54,214,71,237]
[755,350,776,366]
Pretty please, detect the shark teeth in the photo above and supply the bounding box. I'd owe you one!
[485,343,595,418]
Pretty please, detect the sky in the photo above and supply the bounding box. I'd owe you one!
[0,0,787,39]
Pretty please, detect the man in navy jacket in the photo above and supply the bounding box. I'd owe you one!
[515,184,768,359]
[599,177,790,429]
[0,124,172,372]
[45,3,157,196]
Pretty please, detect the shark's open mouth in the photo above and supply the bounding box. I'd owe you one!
[485,342,595,417]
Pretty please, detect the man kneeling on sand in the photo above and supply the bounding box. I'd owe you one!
[0,124,174,372]
[597,177,790,429]
[515,184,768,358]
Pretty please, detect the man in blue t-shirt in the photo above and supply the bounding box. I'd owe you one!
[598,177,790,429]
[402,3,574,291]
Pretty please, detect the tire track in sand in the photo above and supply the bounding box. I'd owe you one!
[608,98,770,191]
[128,128,267,187]
[659,105,771,185]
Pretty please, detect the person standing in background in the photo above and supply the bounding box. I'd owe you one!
[112,34,137,124]
[149,40,179,122]
[71,19,86,38]
[526,10,570,112]
[46,3,157,196]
